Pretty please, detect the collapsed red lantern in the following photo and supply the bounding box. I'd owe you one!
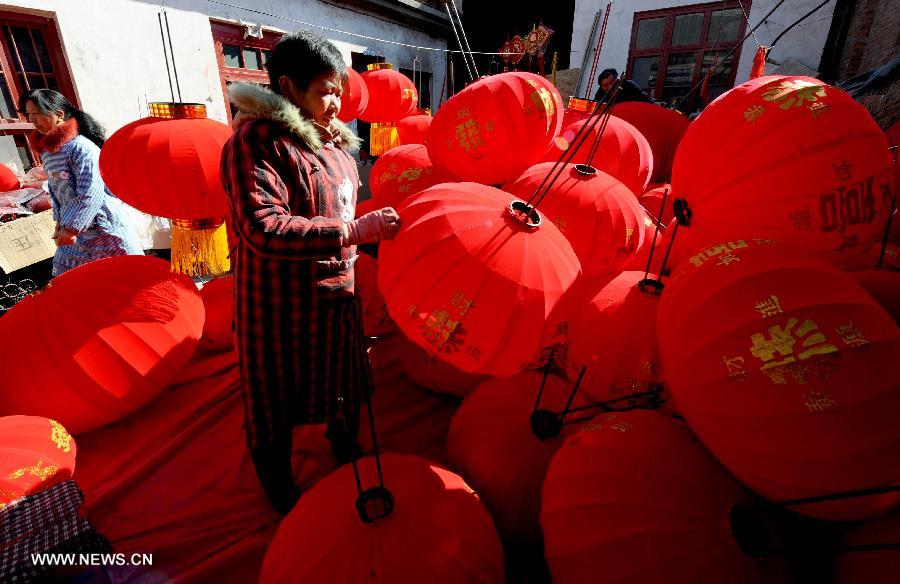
[0,256,205,434]
[428,72,563,185]
[658,244,900,520]
[337,67,369,123]
[359,63,418,155]
[260,454,504,583]
[0,416,76,508]
[396,108,432,146]
[611,102,690,183]
[542,411,787,583]
[671,76,895,264]
[368,144,457,209]
[378,183,580,376]
[198,275,234,352]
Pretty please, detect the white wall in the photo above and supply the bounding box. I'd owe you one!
[0,0,447,132]
[571,0,837,99]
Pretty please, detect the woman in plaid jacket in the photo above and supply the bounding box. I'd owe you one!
[221,31,400,514]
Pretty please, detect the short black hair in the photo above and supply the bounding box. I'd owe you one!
[267,30,347,93]
[598,68,618,83]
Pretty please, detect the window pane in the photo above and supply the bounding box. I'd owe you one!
[701,50,735,86]
[709,8,743,43]
[11,27,39,72]
[663,52,697,101]
[635,17,665,50]
[27,74,47,89]
[46,76,58,90]
[223,44,241,67]
[631,56,660,93]
[242,48,260,70]
[0,75,15,119]
[32,29,53,72]
[672,13,704,46]
[261,49,272,67]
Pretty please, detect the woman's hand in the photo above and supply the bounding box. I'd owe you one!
[54,226,77,246]
[343,207,401,246]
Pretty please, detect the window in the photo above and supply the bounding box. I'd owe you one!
[626,2,748,111]
[399,67,432,111]
[211,21,282,122]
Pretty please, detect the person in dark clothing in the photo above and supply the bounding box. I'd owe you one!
[594,68,655,105]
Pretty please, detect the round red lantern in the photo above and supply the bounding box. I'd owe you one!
[0,416,76,508]
[505,163,645,278]
[541,411,788,583]
[671,76,895,265]
[260,454,504,583]
[378,183,581,376]
[100,103,233,275]
[849,269,900,324]
[639,182,671,219]
[0,255,205,434]
[0,163,19,192]
[545,115,654,197]
[337,67,369,123]
[368,144,457,209]
[428,72,563,185]
[611,102,690,183]
[396,108,432,145]
[359,63,418,155]
[658,244,900,520]
[398,336,488,398]
[198,275,234,352]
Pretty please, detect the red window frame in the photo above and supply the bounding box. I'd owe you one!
[626,1,749,110]
[210,21,282,124]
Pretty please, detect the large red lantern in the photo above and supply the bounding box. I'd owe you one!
[849,270,900,324]
[671,76,895,264]
[611,102,690,183]
[100,103,233,275]
[428,72,563,185]
[260,454,504,583]
[396,108,432,145]
[359,63,418,155]
[541,411,788,583]
[378,183,581,376]
[0,256,205,433]
[448,372,587,546]
[337,67,369,123]
[398,336,488,398]
[198,275,234,352]
[0,163,19,192]
[545,115,654,197]
[0,416,76,508]
[658,243,900,520]
[505,163,645,277]
[368,144,457,209]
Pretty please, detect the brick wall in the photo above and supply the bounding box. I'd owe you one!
[838,0,900,78]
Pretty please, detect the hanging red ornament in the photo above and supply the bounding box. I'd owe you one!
[337,67,369,123]
[368,144,457,209]
[750,47,769,80]
[0,416,76,508]
[611,102,690,183]
[396,108,432,145]
[359,63,418,155]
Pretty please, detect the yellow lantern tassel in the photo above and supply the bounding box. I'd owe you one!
[170,218,231,277]
[369,122,400,156]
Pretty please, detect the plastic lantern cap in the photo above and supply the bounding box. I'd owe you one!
[0,416,76,508]
[377,182,581,377]
[0,256,205,434]
[658,242,900,520]
[368,144,457,209]
[260,454,504,583]
[671,75,895,265]
[542,410,788,583]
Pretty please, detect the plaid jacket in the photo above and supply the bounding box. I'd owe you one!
[221,83,369,446]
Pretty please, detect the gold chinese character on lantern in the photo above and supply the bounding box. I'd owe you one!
[790,206,813,229]
[744,105,766,123]
[809,102,831,119]
[836,321,869,348]
[717,251,740,266]
[450,291,475,316]
[454,119,484,152]
[755,295,784,319]
[750,318,839,384]
[49,420,72,453]
[456,107,471,120]
[610,421,634,433]
[722,354,749,381]
[624,227,635,248]
[399,168,423,182]
[421,309,460,351]
[465,345,483,361]
[761,79,827,110]
[7,460,59,481]
[803,390,838,414]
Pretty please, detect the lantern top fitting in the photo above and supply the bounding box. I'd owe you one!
[414,107,432,116]
[367,62,394,71]
[567,97,597,113]
[506,200,542,230]
[149,102,208,119]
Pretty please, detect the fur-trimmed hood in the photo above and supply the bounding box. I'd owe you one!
[228,82,360,152]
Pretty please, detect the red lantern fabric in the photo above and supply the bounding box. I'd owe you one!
[658,243,900,520]
[849,270,900,324]
[448,371,587,546]
[428,72,564,185]
[541,410,787,583]
[611,103,690,183]
[398,336,488,398]
[358,65,417,123]
[368,144,457,209]
[260,454,504,583]
[544,115,654,197]
[0,416,76,508]
[198,275,234,352]
[355,252,394,337]
[337,67,369,123]
[378,182,581,376]
[396,112,432,145]
[671,76,895,264]
[0,163,19,192]
[835,509,900,583]
[99,116,232,220]
[0,256,205,434]
[506,163,645,278]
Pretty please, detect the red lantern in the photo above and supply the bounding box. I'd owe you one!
[658,244,900,520]
[398,336,488,398]
[428,72,563,185]
[355,252,393,337]
[337,67,369,123]
[448,371,587,546]
[0,164,19,192]
[0,416,76,508]
[611,102,690,183]
[542,411,787,583]
[835,509,900,583]
[396,108,432,145]
[0,256,205,434]
[849,270,900,324]
[505,163,645,278]
[100,103,233,275]
[378,182,580,376]
[198,275,234,352]
[260,454,504,583]
[639,182,671,219]
[368,144,457,209]
[359,63,418,155]
[545,115,653,197]
[671,76,895,264]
